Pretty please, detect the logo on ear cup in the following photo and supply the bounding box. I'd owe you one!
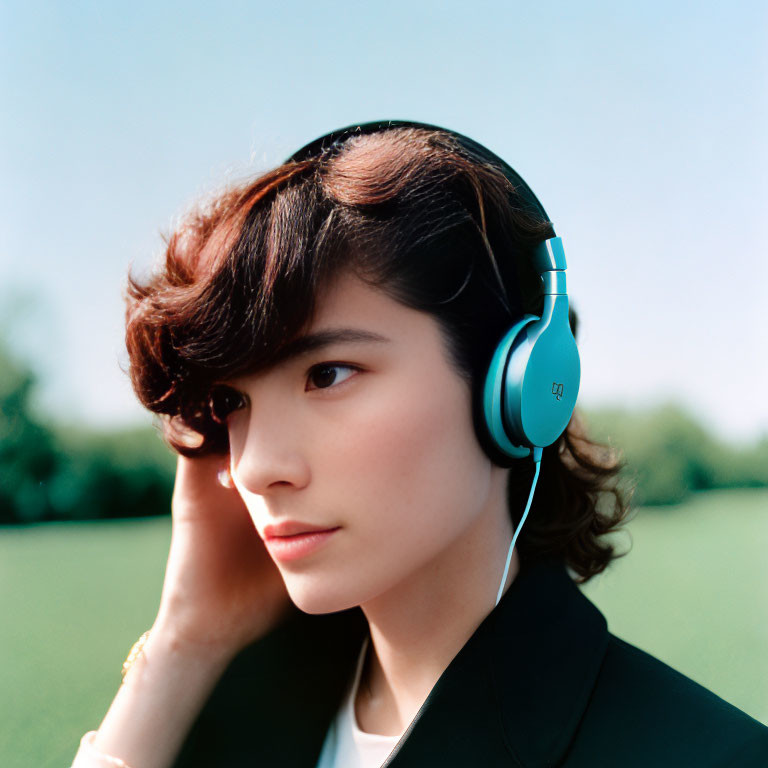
[552,382,564,401]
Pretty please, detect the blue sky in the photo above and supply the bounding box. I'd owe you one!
[1,1,766,441]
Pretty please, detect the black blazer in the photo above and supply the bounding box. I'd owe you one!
[172,558,768,767]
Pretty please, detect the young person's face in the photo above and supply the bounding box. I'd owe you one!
[221,269,505,613]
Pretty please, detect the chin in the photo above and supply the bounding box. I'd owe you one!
[284,574,371,616]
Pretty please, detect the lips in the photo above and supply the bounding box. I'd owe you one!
[262,527,340,562]
[263,521,341,538]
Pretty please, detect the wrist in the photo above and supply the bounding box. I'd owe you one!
[146,613,243,668]
[140,622,237,678]
[92,625,234,768]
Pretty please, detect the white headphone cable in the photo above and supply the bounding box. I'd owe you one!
[495,446,543,606]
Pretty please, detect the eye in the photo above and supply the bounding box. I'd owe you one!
[305,363,360,392]
[209,385,248,423]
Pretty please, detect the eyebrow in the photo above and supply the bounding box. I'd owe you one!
[272,327,391,365]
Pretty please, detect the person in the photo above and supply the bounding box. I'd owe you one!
[70,121,768,768]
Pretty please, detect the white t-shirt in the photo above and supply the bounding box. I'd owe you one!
[315,635,405,768]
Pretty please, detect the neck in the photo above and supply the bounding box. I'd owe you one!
[354,498,519,736]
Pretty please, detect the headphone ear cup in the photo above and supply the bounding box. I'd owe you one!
[482,315,539,459]
[482,306,581,458]
[515,303,580,449]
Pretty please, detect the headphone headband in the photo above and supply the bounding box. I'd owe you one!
[284,119,553,229]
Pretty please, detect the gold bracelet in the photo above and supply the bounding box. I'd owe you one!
[121,630,151,682]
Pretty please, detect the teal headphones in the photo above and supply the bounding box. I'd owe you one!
[286,119,581,472]
[288,120,579,603]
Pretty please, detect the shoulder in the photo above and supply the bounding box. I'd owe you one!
[571,632,768,766]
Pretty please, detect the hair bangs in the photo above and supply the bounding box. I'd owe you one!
[124,163,353,453]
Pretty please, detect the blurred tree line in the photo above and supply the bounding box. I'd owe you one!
[1,338,766,524]
[581,407,768,507]
[0,338,175,524]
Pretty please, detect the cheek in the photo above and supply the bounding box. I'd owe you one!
[319,370,487,546]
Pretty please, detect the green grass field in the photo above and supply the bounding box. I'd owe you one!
[1,488,766,767]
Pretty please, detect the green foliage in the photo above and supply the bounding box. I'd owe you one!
[0,339,175,524]
[0,339,60,523]
[580,401,768,506]
[45,422,177,522]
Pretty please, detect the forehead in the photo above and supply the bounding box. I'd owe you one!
[305,270,453,367]
[308,270,410,332]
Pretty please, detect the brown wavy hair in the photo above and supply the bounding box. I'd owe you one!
[124,125,634,583]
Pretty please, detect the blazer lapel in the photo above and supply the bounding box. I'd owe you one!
[380,558,610,767]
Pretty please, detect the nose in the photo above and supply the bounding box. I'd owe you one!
[228,403,310,496]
